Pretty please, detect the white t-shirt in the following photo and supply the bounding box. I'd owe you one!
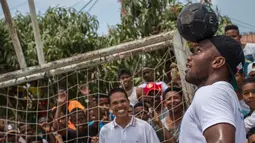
[99,116,160,143]
[179,81,246,143]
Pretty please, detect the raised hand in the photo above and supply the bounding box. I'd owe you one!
[57,89,68,105]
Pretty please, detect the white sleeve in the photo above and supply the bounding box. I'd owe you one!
[160,82,168,92]
[146,126,160,143]
[244,111,255,133]
[194,86,235,132]
[99,129,105,143]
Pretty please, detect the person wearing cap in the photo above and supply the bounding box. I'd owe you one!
[179,36,246,143]
[138,67,169,92]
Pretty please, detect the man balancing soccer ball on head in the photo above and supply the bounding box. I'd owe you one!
[177,3,246,143]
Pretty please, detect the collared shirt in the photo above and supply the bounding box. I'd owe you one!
[99,116,160,143]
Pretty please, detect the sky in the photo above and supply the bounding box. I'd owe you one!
[0,0,255,35]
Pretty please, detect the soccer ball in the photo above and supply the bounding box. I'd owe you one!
[177,3,219,43]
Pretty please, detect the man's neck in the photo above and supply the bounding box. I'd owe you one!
[168,109,183,121]
[124,85,132,92]
[115,116,132,128]
[197,73,229,88]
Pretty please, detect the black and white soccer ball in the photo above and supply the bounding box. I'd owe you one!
[177,3,219,43]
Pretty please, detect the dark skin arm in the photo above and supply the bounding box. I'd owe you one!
[203,123,235,143]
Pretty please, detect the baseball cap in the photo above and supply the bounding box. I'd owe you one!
[68,100,85,112]
[209,35,245,90]
[143,82,162,96]
[5,124,19,136]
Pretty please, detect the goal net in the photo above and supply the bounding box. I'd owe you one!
[0,32,195,143]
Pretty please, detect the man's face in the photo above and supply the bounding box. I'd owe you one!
[143,70,154,82]
[99,97,109,114]
[134,106,149,121]
[235,72,245,89]
[120,74,132,88]
[225,30,241,43]
[185,40,218,86]
[110,92,130,118]
[69,110,88,133]
[164,91,182,113]
[242,82,255,109]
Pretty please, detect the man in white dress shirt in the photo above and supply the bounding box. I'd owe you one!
[99,88,160,143]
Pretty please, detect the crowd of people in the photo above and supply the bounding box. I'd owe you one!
[0,24,255,143]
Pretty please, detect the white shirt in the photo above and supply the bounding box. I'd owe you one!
[99,116,160,143]
[138,81,168,92]
[129,87,139,107]
[244,111,255,133]
[179,81,246,143]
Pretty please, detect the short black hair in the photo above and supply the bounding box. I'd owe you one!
[243,78,255,87]
[108,88,129,104]
[134,102,149,111]
[164,87,183,99]
[225,24,239,34]
[118,69,132,79]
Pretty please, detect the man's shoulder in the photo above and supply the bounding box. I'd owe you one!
[135,117,153,129]
[100,121,114,133]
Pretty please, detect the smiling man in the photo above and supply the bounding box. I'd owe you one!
[99,88,160,143]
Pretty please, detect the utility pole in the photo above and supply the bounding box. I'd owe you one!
[0,0,27,69]
[28,0,46,65]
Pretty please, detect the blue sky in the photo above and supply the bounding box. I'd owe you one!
[0,0,255,35]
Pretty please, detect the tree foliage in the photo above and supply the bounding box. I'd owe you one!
[0,0,232,120]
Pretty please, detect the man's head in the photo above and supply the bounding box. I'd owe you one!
[108,88,130,118]
[69,108,88,134]
[185,36,245,87]
[242,78,255,110]
[235,70,245,90]
[118,69,132,89]
[134,102,150,121]
[142,67,154,82]
[225,25,241,44]
[97,94,110,119]
[164,87,183,113]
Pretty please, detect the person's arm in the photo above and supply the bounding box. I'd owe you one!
[203,123,235,143]
[163,128,176,143]
[52,90,68,135]
[244,112,255,133]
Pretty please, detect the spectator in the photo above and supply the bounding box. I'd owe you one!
[138,67,168,92]
[161,87,184,142]
[242,78,255,143]
[99,88,160,143]
[118,68,143,106]
[179,36,246,142]
[225,24,241,44]
[134,102,169,142]
[235,69,250,116]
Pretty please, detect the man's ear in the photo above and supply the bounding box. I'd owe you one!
[212,56,226,69]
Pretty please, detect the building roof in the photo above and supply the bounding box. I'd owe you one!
[241,33,255,44]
